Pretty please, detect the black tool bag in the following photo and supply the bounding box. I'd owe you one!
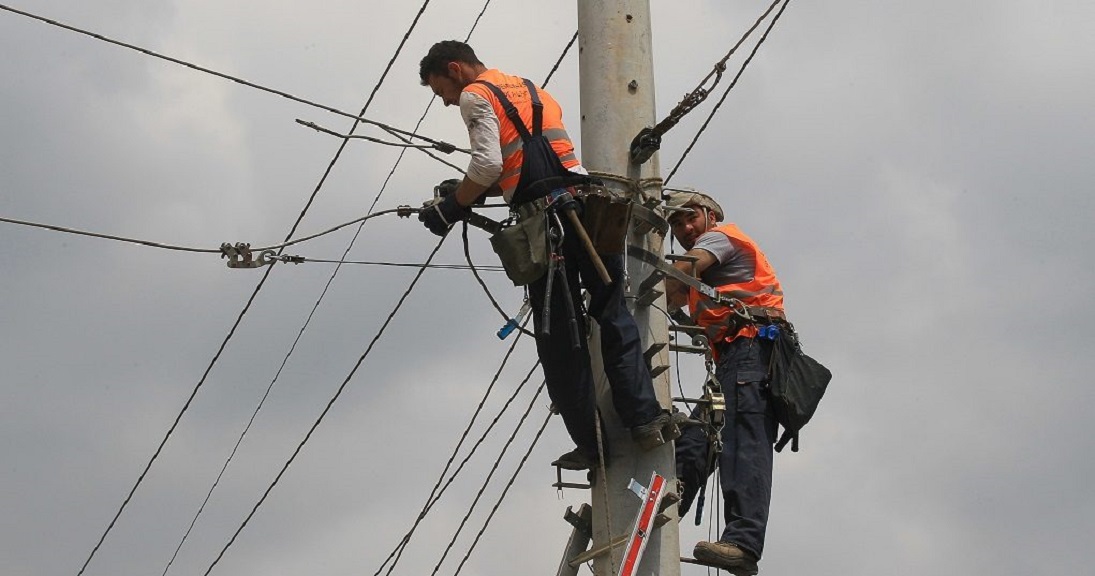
[769,327,832,452]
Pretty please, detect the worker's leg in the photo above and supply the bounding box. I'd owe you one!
[577,247,662,428]
[716,339,777,559]
[528,257,598,457]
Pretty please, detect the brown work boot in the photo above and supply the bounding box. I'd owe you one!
[692,541,759,575]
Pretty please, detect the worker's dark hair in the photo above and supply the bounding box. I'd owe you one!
[419,40,483,85]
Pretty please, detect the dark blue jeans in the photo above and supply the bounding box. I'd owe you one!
[527,216,662,458]
[676,337,777,559]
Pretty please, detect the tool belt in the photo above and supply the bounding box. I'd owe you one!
[491,185,630,286]
[742,305,787,324]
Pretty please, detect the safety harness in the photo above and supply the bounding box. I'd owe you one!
[475,78,614,349]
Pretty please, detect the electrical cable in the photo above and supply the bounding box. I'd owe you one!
[665,0,792,184]
[644,0,782,142]
[428,380,548,576]
[75,260,278,576]
[542,30,578,88]
[450,409,552,576]
[68,2,441,573]
[378,362,541,576]
[199,235,447,576]
[280,257,505,272]
[0,3,464,156]
[195,2,504,572]
[0,208,413,258]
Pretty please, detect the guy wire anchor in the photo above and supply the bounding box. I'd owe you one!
[220,242,275,269]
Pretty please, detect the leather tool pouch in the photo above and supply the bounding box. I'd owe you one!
[580,192,631,255]
[490,211,550,286]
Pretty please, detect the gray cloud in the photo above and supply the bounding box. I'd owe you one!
[2,1,1093,575]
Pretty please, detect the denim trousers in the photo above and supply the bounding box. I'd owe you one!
[676,337,777,558]
[527,216,661,457]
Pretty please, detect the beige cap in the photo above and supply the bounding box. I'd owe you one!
[663,188,724,221]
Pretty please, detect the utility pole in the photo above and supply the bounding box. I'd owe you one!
[577,2,680,575]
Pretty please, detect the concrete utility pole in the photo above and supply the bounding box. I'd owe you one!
[576,2,680,575]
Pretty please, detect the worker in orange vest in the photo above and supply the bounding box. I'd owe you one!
[663,189,785,576]
[417,41,685,471]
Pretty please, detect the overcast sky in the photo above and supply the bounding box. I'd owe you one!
[2,1,1093,575]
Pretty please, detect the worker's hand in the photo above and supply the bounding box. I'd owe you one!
[419,194,470,236]
[434,177,487,205]
[434,178,461,198]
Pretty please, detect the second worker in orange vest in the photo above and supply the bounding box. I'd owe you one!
[663,189,786,576]
[417,41,684,471]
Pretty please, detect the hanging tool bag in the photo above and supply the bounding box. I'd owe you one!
[768,326,832,452]
[490,209,550,286]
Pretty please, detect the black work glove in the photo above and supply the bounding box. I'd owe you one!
[419,194,470,236]
[435,177,487,205]
[434,178,461,198]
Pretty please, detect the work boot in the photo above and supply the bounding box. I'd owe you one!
[692,541,759,576]
[551,448,596,471]
[631,410,695,450]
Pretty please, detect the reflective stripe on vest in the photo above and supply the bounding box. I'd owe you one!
[688,223,784,345]
[463,69,578,199]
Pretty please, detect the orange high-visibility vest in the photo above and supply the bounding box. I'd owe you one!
[463,69,579,198]
[688,223,785,345]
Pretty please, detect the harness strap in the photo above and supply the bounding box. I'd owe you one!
[472,78,543,142]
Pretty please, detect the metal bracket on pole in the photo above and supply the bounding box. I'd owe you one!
[556,505,593,576]
[634,269,665,308]
[552,465,592,491]
[629,202,669,237]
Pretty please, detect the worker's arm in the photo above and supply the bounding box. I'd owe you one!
[665,248,718,310]
[455,91,503,207]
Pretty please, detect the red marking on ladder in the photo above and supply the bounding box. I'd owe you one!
[618,472,666,576]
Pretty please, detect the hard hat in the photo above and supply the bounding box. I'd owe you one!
[663,188,724,221]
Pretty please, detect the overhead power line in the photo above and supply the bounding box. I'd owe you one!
[280,256,505,272]
[0,3,464,156]
[429,380,548,576]
[200,236,447,576]
[69,1,439,572]
[377,362,541,576]
[450,409,552,576]
[629,0,784,165]
[156,2,445,573]
[666,0,793,183]
[0,208,413,257]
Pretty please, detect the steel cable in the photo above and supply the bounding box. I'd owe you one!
[377,361,541,576]
[65,1,441,573]
[199,235,447,576]
[665,0,792,184]
[428,380,549,576]
[450,409,552,576]
[0,3,464,155]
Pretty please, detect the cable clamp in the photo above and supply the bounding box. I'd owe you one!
[396,204,417,218]
[220,242,276,269]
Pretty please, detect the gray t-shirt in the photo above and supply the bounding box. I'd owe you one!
[694,230,757,287]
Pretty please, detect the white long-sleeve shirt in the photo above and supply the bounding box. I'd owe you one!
[459,91,503,188]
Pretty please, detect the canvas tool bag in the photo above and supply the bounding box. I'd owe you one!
[490,209,550,286]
